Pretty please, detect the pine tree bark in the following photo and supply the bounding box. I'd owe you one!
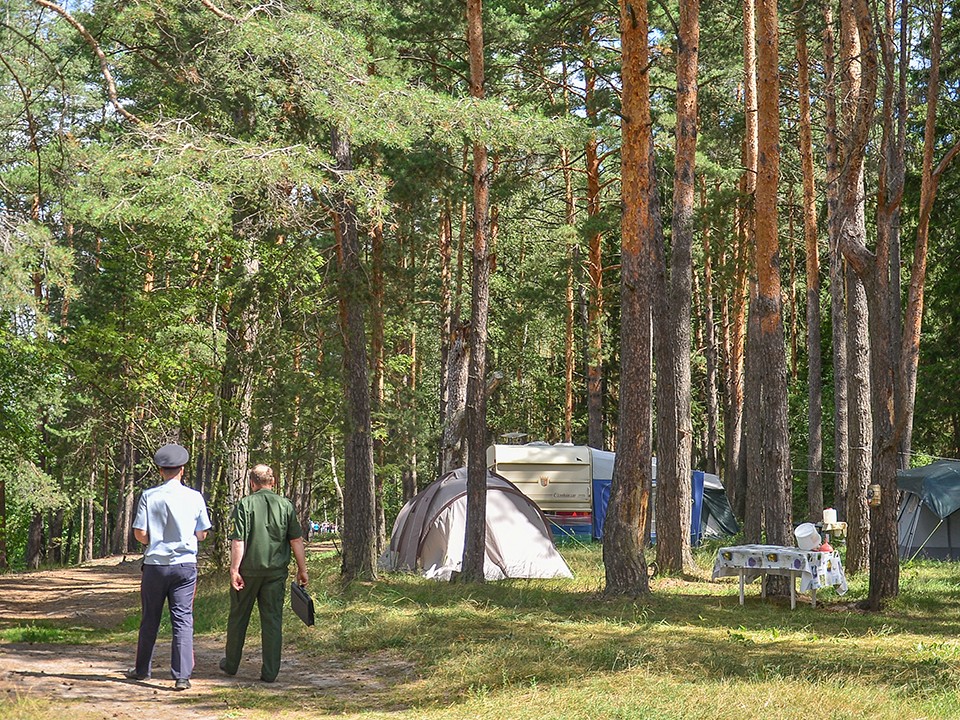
[49,508,64,564]
[755,0,791,571]
[603,0,654,597]
[25,512,43,570]
[0,476,6,569]
[406,326,419,500]
[654,0,699,573]
[584,45,606,450]
[835,0,901,608]
[728,0,758,522]
[332,126,378,582]
[221,248,259,510]
[559,57,577,445]
[99,457,109,557]
[839,0,872,576]
[742,285,763,542]
[700,180,720,475]
[876,0,907,473]
[562,140,577,444]
[822,0,848,518]
[460,0,491,583]
[110,432,135,555]
[901,1,945,463]
[441,322,470,473]
[846,266,872,573]
[83,467,94,562]
[723,218,750,521]
[371,221,386,556]
[438,199,456,470]
[797,6,823,521]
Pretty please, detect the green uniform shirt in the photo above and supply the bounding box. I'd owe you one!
[229,488,302,577]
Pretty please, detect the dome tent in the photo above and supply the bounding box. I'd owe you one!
[379,467,573,581]
[898,459,960,560]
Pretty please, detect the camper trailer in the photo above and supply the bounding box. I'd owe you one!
[486,443,606,538]
[487,443,738,542]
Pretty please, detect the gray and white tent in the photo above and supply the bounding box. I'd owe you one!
[897,460,960,560]
[379,467,573,581]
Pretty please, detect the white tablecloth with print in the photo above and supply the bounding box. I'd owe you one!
[712,544,847,607]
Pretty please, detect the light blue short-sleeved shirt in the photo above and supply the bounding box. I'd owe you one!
[133,479,212,565]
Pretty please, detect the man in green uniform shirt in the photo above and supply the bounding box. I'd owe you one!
[220,464,308,683]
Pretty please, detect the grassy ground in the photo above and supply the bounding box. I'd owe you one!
[5,540,960,719]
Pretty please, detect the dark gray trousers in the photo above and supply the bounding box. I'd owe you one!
[134,563,198,680]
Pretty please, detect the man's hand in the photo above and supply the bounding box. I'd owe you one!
[230,539,246,591]
[290,537,308,587]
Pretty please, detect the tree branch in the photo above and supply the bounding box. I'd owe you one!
[0,54,43,212]
[932,139,960,181]
[34,0,143,125]
[197,0,241,24]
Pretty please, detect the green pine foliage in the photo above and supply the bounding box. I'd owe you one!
[0,0,958,566]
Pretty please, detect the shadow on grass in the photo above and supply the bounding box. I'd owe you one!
[187,549,960,716]
[7,549,960,717]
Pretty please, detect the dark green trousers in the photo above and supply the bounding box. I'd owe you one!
[223,573,286,682]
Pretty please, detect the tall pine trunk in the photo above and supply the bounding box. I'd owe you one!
[797,5,823,521]
[333,126,378,582]
[839,0,872,575]
[876,0,907,474]
[603,0,654,597]
[822,0,848,518]
[846,265,872,573]
[729,0,759,521]
[755,0,791,570]
[700,180,720,475]
[441,322,470,473]
[654,0,699,573]
[584,51,606,450]
[460,0,491,583]
[221,247,259,509]
[371,222,387,556]
[902,1,948,463]
[562,124,577,443]
[835,0,901,608]
[0,476,6,569]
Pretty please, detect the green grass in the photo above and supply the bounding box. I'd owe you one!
[7,542,960,719]
[0,624,92,644]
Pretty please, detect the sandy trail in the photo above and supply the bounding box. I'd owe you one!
[0,555,412,719]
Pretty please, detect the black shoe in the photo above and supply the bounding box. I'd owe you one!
[260,674,277,683]
[219,658,236,676]
[174,678,191,691]
[124,668,149,681]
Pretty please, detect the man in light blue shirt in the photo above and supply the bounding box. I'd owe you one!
[125,443,211,691]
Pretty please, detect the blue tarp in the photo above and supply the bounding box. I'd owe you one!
[593,470,708,544]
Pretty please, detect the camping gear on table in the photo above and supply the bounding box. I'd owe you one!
[713,544,848,609]
[379,467,573,581]
[794,522,821,551]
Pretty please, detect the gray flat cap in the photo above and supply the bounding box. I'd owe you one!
[154,443,189,468]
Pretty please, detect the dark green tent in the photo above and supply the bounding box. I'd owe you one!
[897,460,960,560]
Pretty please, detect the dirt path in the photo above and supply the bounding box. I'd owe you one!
[0,555,413,719]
